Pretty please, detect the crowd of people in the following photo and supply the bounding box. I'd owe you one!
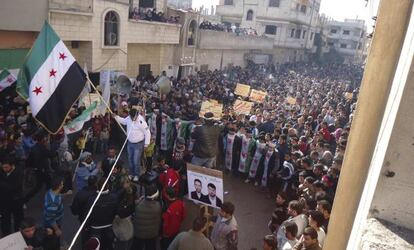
[129,7,180,24]
[199,21,259,36]
[0,60,363,249]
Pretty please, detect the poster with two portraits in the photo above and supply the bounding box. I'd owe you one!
[187,164,224,209]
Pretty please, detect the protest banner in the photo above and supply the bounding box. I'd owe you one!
[233,100,254,115]
[286,96,297,105]
[0,232,27,250]
[234,83,251,97]
[345,92,353,101]
[199,100,223,119]
[249,89,267,102]
[187,164,224,209]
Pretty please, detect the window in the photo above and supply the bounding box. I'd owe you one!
[265,25,277,35]
[302,30,306,39]
[139,0,154,8]
[295,29,301,39]
[358,42,362,50]
[328,42,334,47]
[139,64,151,78]
[343,30,350,35]
[331,29,337,34]
[224,0,233,5]
[300,5,307,13]
[188,20,197,46]
[290,29,295,38]
[269,0,280,7]
[246,10,253,21]
[340,44,347,48]
[310,32,314,40]
[104,11,119,46]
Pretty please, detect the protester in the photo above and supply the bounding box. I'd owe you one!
[191,112,224,168]
[132,184,162,250]
[115,108,151,182]
[168,216,213,250]
[87,178,119,250]
[210,201,238,250]
[161,187,186,250]
[75,151,99,191]
[43,176,64,247]
[20,217,59,250]
[0,157,24,236]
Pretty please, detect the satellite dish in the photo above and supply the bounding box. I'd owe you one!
[116,75,132,95]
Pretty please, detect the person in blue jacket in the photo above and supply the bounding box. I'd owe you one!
[75,151,99,190]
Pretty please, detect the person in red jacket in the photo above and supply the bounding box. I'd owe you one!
[319,122,332,142]
[158,158,180,202]
[161,187,185,250]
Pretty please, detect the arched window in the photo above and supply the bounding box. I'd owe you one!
[104,11,119,46]
[188,20,197,46]
[246,10,253,21]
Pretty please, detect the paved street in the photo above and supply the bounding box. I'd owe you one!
[25,161,274,250]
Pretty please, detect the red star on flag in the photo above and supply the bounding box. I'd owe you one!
[7,77,14,83]
[33,86,43,95]
[49,69,57,77]
[59,53,67,60]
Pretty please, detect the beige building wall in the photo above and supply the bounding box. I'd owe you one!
[196,49,247,70]
[0,0,48,31]
[49,0,180,74]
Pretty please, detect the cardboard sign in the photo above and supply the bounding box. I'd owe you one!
[0,232,27,250]
[234,83,251,97]
[286,96,297,105]
[187,164,224,209]
[249,89,267,103]
[199,100,223,119]
[233,100,254,115]
[345,92,353,101]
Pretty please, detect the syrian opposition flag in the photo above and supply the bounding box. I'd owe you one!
[64,101,97,134]
[0,69,17,92]
[17,21,86,134]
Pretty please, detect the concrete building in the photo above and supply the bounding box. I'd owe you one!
[214,0,322,63]
[167,0,192,10]
[0,0,182,78]
[323,18,367,64]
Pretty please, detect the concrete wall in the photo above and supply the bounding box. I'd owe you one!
[49,0,180,73]
[196,49,247,70]
[198,30,273,50]
[127,44,175,76]
[369,63,414,230]
[0,0,48,31]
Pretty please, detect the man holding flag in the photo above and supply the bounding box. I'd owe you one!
[17,21,86,134]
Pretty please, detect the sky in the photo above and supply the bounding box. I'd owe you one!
[192,0,379,29]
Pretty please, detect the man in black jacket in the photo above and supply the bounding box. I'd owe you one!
[87,178,119,250]
[101,146,117,178]
[0,157,24,236]
[24,132,55,204]
[71,176,98,244]
[20,217,59,250]
[191,112,224,168]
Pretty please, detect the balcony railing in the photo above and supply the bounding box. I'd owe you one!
[49,0,93,13]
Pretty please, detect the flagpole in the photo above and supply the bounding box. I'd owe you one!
[87,78,127,135]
